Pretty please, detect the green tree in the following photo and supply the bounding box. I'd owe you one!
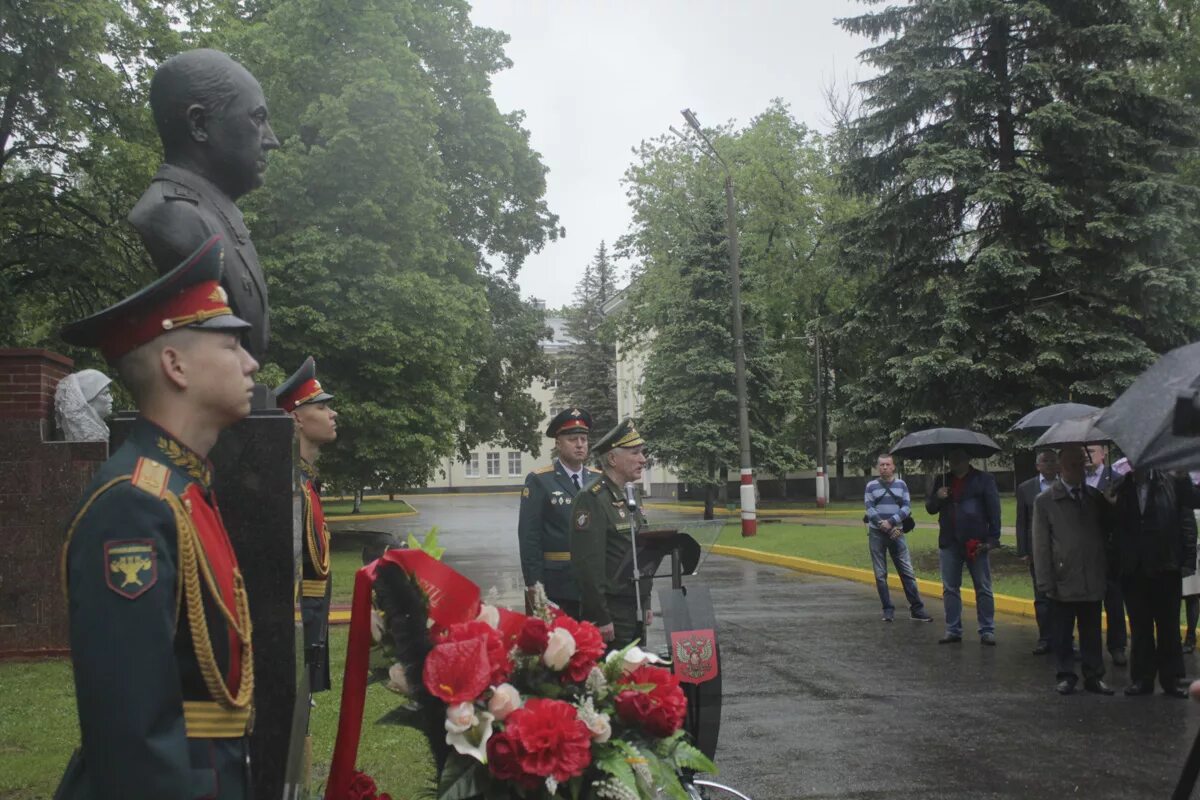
[203,0,560,491]
[555,241,619,436]
[832,0,1200,458]
[619,113,810,514]
[0,0,180,348]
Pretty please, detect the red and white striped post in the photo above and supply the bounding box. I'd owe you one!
[816,466,827,509]
[740,468,757,536]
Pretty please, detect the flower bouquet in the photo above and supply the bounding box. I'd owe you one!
[324,548,715,800]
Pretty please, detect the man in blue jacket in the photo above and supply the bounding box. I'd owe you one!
[926,448,1002,645]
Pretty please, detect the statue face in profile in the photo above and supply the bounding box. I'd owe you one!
[199,66,278,200]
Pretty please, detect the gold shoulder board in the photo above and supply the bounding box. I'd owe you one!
[131,458,170,499]
[534,465,555,474]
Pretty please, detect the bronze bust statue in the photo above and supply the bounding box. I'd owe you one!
[129,48,279,361]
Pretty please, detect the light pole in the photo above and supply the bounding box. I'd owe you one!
[680,108,756,536]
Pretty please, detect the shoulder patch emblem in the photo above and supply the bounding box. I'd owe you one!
[521,487,530,498]
[105,540,157,599]
[574,510,591,530]
[130,458,169,498]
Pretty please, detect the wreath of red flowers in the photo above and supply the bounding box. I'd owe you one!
[614,664,688,738]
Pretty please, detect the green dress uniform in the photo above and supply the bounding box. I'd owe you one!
[518,459,601,615]
[298,458,332,691]
[54,235,256,799]
[569,471,650,648]
[276,357,336,693]
[56,419,255,799]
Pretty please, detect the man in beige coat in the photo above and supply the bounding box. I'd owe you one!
[1033,446,1114,696]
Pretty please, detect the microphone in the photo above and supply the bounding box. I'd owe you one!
[624,482,638,510]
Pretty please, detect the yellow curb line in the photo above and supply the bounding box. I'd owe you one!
[326,510,418,522]
[710,544,1036,620]
[400,490,522,498]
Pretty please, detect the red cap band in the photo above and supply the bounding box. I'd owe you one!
[100,279,234,361]
[280,378,324,412]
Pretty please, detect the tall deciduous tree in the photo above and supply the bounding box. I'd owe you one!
[555,241,619,436]
[205,0,560,490]
[619,108,817,512]
[832,0,1200,459]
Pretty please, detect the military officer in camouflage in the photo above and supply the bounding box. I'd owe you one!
[276,357,337,694]
[569,418,651,648]
[518,407,600,616]
[56,234,260,799]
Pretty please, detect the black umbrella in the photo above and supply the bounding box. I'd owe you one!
[890,428,1002,461]
[1095,342,1200,472]
[1033,411,1112,448]
[1008,402,1101,435]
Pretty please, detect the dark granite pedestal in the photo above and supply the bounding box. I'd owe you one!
[113,408,309,798]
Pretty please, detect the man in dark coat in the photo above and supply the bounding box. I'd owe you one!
[129,49,280,362]
[517,407,600,616]
[1033,446,1114,695]
[1111,469,1198,697]
[55,236,260,798]
[1017,449,1058,654]
[926,449,1002,645]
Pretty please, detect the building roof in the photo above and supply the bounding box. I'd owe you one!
[542,316,577,355]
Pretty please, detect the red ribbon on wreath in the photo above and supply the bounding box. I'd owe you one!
[325,549,481,799]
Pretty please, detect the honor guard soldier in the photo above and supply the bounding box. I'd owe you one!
[276,357,337,694]
[569,418,651,648]
[518,407,600,616]
[55,235,259,799]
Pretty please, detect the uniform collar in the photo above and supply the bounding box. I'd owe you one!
[129,417,214,490]
[156,163,244,222]
[299,457,319,482]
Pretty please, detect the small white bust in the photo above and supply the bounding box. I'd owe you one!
[55,369,113,441]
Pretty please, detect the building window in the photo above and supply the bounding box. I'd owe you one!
[465,453,479,478]
[508,451,523,476]
[486,451,500,477]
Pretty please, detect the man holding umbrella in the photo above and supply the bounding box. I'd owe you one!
[926,449,1002,645]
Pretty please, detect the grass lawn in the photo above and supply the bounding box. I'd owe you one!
[662,496,1020,529]
[716,522,1035,600]
[330,549,370,604]
[0,629,435,800]
[322,498,415,516]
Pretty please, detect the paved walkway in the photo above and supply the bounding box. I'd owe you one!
[334,494,1200,799]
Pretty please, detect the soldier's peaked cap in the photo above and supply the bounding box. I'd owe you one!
[546,407,592,438]
[60,235,250,362]
[592,417,645,456]
[276,356,334,413]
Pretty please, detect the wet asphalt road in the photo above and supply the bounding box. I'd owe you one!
[334,494,1200,800]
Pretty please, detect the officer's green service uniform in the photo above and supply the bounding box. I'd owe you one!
[55,236,255,799]
[518,407,599,616]
[569,419,650,648]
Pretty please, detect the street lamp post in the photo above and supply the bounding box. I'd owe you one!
[680,108,756,537]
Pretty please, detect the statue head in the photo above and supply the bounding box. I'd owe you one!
[55,369,114,442]
[149,49,280,200]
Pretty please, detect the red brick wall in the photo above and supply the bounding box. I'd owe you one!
[0,349,107,658]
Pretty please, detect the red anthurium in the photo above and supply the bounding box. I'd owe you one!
[423,638,490,704]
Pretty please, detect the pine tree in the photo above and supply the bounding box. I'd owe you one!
[555,242,619,436]
[832,0,1200,458]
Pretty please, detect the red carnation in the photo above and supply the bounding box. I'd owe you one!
[486,730,540,790]
[503,698,592,781]
[551,616,605,683]
[615,665,688,737]
[439,620,513,685]
[516,617,550,655]
[423,638,490,704]
[347,770,391,800]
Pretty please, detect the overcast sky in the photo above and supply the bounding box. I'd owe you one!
[468,0,874,309]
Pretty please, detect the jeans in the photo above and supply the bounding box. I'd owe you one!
[867,528,924,613]
[939,546,995,637]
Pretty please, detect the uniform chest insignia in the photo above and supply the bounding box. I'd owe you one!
[104,540,157,600]
[574,510,591,530]
[619,509,626,519]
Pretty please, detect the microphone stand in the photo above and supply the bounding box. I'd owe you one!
[625,483,643,626]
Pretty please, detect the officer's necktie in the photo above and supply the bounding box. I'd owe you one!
[1071,487,1081,503]
[572,473,581,490]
